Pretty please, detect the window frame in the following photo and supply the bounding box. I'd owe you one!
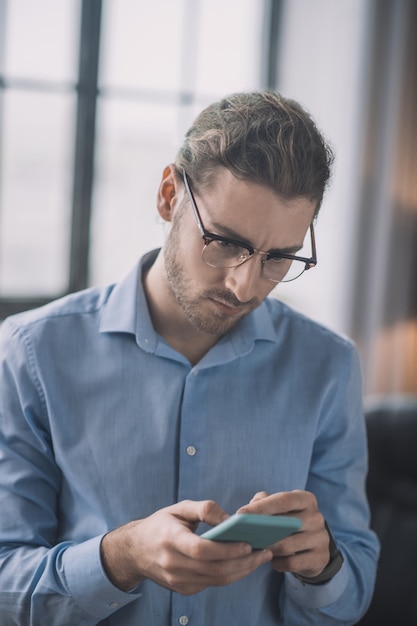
[0,0,281,320]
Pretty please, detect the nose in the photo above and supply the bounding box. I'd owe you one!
[224,256,262,303]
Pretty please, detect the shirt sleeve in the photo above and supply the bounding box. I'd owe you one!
[0,319,140,625]
[279,341,380,624]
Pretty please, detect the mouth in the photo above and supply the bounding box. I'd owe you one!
[210,298,248,316]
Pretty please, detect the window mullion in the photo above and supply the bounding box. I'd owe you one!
[69,0,102,293]
[261,0,284,90]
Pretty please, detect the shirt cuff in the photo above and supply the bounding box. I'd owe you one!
[62,535,142,620]
[284,559,349,609]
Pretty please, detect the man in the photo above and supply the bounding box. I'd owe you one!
[0,91,379,625]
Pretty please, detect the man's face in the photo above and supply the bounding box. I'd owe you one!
[163,167,316,337]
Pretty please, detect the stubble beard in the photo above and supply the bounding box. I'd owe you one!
[163,213,254,337]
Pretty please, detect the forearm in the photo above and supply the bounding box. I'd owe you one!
[0,539,140,626]
[100,521,146,592]
[282,540,378,624]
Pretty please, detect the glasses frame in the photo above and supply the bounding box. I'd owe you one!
[182,170,317,283]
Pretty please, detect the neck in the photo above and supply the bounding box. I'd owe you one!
[143,252,218,365]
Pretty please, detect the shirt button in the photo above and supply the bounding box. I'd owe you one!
[109,601,119,608]
[186,445,197,456]
[192,368,199,376]
[178,617,189,625]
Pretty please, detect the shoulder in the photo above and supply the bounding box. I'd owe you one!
[263,296,358,363]
[1,284,114,342]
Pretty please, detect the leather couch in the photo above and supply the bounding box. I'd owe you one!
[356,395,417,624]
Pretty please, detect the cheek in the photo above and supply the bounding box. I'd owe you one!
[252,276,277,303]
[263,283,277,300]
[188,241,225,284]
[198,262,227,286]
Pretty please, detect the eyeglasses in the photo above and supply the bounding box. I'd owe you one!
[182,170,317,283]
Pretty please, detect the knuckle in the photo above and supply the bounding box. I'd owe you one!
[164,570,179,588]
[159,551,175,572]
[200,499,217,518]
[188,541,205,560]
[312,509,324,527]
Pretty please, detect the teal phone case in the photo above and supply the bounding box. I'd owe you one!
[201,513,302,549]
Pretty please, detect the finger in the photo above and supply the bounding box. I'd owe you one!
[206,548,274,583]
[170,499,229,528]
[250,491,269,503]
[184,547,273,584]
[271,547,329,578]
[183,532,253,561]
[239,490,317,516]
[236,491,269,513]
[160,548,273,595]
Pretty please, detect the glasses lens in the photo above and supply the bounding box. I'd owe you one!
[202,233,315,283]
[202,240,251,268]
[263,258,307,283]
[265,227,314,282]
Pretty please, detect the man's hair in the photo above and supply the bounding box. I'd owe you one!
[175,91,334,215]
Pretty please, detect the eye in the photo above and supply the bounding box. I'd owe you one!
[210,239,251,261]
[217,239,236,250]
[267,255,288,265]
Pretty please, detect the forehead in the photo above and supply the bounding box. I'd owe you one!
[195,168,316,248]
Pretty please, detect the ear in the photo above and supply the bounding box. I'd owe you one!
[157,164,182,223]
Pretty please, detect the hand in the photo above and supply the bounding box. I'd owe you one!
[101,499,273,595]
[237,490,330,579]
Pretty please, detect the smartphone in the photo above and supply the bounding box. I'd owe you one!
[200,513,302,550]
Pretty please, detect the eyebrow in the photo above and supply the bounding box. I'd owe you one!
[209,219,304,255]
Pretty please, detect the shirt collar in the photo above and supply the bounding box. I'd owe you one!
[99,249,279,357]
[99,250,158,352]
[226,298,278,354]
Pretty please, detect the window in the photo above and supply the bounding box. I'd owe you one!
[0,0,79,313]
[0,0,268,318]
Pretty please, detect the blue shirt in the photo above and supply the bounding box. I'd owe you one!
[0,250,379,626]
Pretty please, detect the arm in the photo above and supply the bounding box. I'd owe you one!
[0,320,272,625]
[0,319,130,625]
[239,344,380,625]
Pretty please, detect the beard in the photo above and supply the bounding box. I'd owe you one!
[163,208,259,337]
